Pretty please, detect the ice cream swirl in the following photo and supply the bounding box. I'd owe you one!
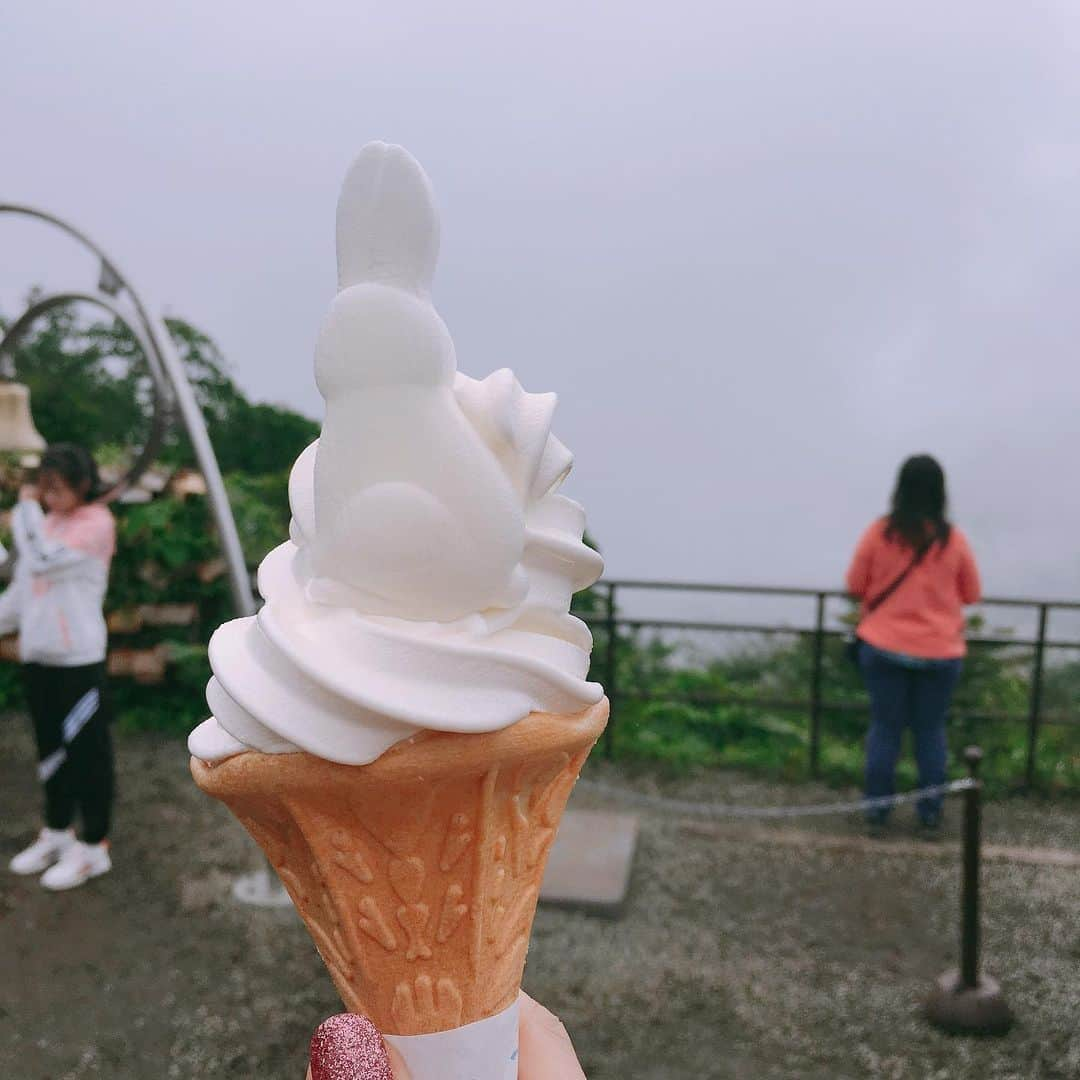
[188,143,602,766]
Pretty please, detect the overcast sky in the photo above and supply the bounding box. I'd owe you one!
[3,1,1079,627]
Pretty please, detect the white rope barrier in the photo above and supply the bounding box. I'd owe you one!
[576,777,977,820]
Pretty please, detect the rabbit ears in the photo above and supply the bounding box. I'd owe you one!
[336,142,440,295]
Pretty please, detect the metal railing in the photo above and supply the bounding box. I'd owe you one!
[583,580,1080,788]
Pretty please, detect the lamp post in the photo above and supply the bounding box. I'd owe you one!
[1,204,289,907]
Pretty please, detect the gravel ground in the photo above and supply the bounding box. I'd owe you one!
[1,719,1077,1079]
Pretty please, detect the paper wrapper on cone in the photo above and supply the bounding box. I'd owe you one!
[190,699,607,1040]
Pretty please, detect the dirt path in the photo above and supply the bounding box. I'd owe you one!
[676,820,1080,868]
[2,721,1078,1079]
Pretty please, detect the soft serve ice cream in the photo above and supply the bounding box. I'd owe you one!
[188,143,608,1080]
[188,141,603,767]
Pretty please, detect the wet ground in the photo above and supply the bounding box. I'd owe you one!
[2,719,1077,1079]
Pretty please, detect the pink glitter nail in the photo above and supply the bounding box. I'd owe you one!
[310,1013,394,1080]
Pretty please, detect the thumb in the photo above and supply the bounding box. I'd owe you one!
[518,992,587,1079]
[308,1013,411,1080]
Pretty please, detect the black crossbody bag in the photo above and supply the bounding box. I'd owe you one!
[845,539,932,666]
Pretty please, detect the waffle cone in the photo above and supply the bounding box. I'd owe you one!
[190,699,608,1035]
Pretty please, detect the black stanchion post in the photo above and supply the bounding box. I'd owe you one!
[925,746,1014,1035]
[604,582,617,760]
[960,747,981,989]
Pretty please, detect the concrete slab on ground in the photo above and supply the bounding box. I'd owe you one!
[540,809,639,917]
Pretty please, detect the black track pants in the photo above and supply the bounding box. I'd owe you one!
[23,662,114,844]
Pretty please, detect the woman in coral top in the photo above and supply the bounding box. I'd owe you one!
[846,455,981,832]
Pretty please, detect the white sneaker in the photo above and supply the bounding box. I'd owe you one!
[9,828,75,875]
[40,840,111,891]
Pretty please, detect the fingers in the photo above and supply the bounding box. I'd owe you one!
[309,1013,407,1080]
[306,997,583,1080]
[518,992,587,1080]
[386,1043,410,1078]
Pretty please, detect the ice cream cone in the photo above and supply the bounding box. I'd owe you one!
[190,698,607,1036]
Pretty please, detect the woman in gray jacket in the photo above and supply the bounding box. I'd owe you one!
[3,444,117,890]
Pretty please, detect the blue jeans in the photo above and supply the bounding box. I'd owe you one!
[857,643,962,824]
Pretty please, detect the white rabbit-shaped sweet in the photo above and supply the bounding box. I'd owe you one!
[310,142,527,622]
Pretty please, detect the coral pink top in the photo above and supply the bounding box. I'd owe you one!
[846,518,981,659]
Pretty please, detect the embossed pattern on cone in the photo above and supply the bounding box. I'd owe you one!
[190,700,607,1035]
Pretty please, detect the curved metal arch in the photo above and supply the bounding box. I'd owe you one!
[0,291,173,501]
[0,204,256,617]
[0,203,126,288]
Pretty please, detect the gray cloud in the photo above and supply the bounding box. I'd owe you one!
[3,0,1079,618]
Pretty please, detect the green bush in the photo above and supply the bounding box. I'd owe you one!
[101,475,292,735]
[596,609,1080,796]
[111,643,212,737]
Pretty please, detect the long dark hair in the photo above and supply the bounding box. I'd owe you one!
[38,443,102,503]
[885,454,952,551]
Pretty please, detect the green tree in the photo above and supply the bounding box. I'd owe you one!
[3,297,152,457]
[163,318,319,474]
[1,298,317,478]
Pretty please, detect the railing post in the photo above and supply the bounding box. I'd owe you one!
[1025,604,1049,790]
[808,592,826,777]
[604,582,617,759]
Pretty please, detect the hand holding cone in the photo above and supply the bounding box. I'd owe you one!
[306,994,586,1080]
